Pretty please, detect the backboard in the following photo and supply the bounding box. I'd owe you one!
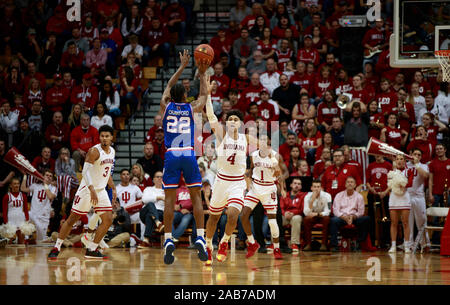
[390,0,450,68]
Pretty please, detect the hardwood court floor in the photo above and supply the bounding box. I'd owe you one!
[1,245,450,285]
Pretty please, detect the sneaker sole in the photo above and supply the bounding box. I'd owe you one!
[84,255,108,260]
[164,244,175,265]
[216,254,227,262]
[194,242,208,262]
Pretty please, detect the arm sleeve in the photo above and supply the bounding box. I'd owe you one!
[322,193,331,216]
[142,188,157,204]
[332,193,342,217]
[279,196,287,215]
[303,193,312,216]
[136,186,143,200]
[70,129,80,151]
[356,194,365,218]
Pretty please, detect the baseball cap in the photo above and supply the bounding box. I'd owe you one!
[83,73,93,80]
[28,28,37,35]
[53,73,62,80]
[218,24,227,31]
[338,0,348,6]
[101,28,109,33]
[259,88,269,96]
[156,126,164,132]
[304,34,312,40]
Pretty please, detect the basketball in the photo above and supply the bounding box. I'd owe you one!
[194,44,214,65]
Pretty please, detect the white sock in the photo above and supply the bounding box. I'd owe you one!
[88,213,100,230]
[247,235,255,244]
[268,219,279,239]
[88,242,98,251]
[164,233,173,240]
[55,238,64,251]
[274,242,280,249]
[391,241,396,248]
[221,234,230,243]
[196,229,204,239]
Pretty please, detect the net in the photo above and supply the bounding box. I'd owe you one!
[435,50,450,82]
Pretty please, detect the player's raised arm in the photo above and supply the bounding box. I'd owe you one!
[205,75,225,144]
[192,59,211,112]
[159,50,191,115]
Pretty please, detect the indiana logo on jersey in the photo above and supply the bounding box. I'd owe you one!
[37,190,47,202]
[121,192,131,204]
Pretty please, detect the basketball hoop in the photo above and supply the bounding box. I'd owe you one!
[435,50,450,82]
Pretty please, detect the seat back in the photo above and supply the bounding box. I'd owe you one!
[426,207,449,218]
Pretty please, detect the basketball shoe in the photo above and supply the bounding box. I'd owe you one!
[246,241,260,259]
[273,248,283,259]
[85,248,108,259]
[194,236,208,261]
[48,247,60,260]
[163,238,176,265]
[205,247,213,266]
[82,233,109,252]
[216,242,228,262]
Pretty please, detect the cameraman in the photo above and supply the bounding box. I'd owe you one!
[106,199,131,247]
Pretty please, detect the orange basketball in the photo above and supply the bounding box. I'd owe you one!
[194,44,214,65]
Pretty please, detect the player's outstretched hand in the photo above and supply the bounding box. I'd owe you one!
[205,74,213,94]
[180,49,190,67]
[197,58,210,75]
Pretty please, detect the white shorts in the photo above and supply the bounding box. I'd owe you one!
[388,192,411,210]
[71,185,112,216]
[209,175,246,215]
[244,182,278,214]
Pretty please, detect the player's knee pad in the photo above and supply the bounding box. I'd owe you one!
[268,218,279,238]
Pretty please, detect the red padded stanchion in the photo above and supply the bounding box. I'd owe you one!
[440,208,450,256]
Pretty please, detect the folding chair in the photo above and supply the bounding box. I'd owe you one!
[413,207,449,254]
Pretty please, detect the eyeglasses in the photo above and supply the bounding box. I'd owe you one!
[155,176,163,178]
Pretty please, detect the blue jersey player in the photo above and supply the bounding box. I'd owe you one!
[159,50,210,264]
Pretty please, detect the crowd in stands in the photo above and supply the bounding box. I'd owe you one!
[1,0,450,252]
[0,0,194,243]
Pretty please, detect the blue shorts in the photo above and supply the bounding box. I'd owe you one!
[106,187,113,202]
[163,148,202,189]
